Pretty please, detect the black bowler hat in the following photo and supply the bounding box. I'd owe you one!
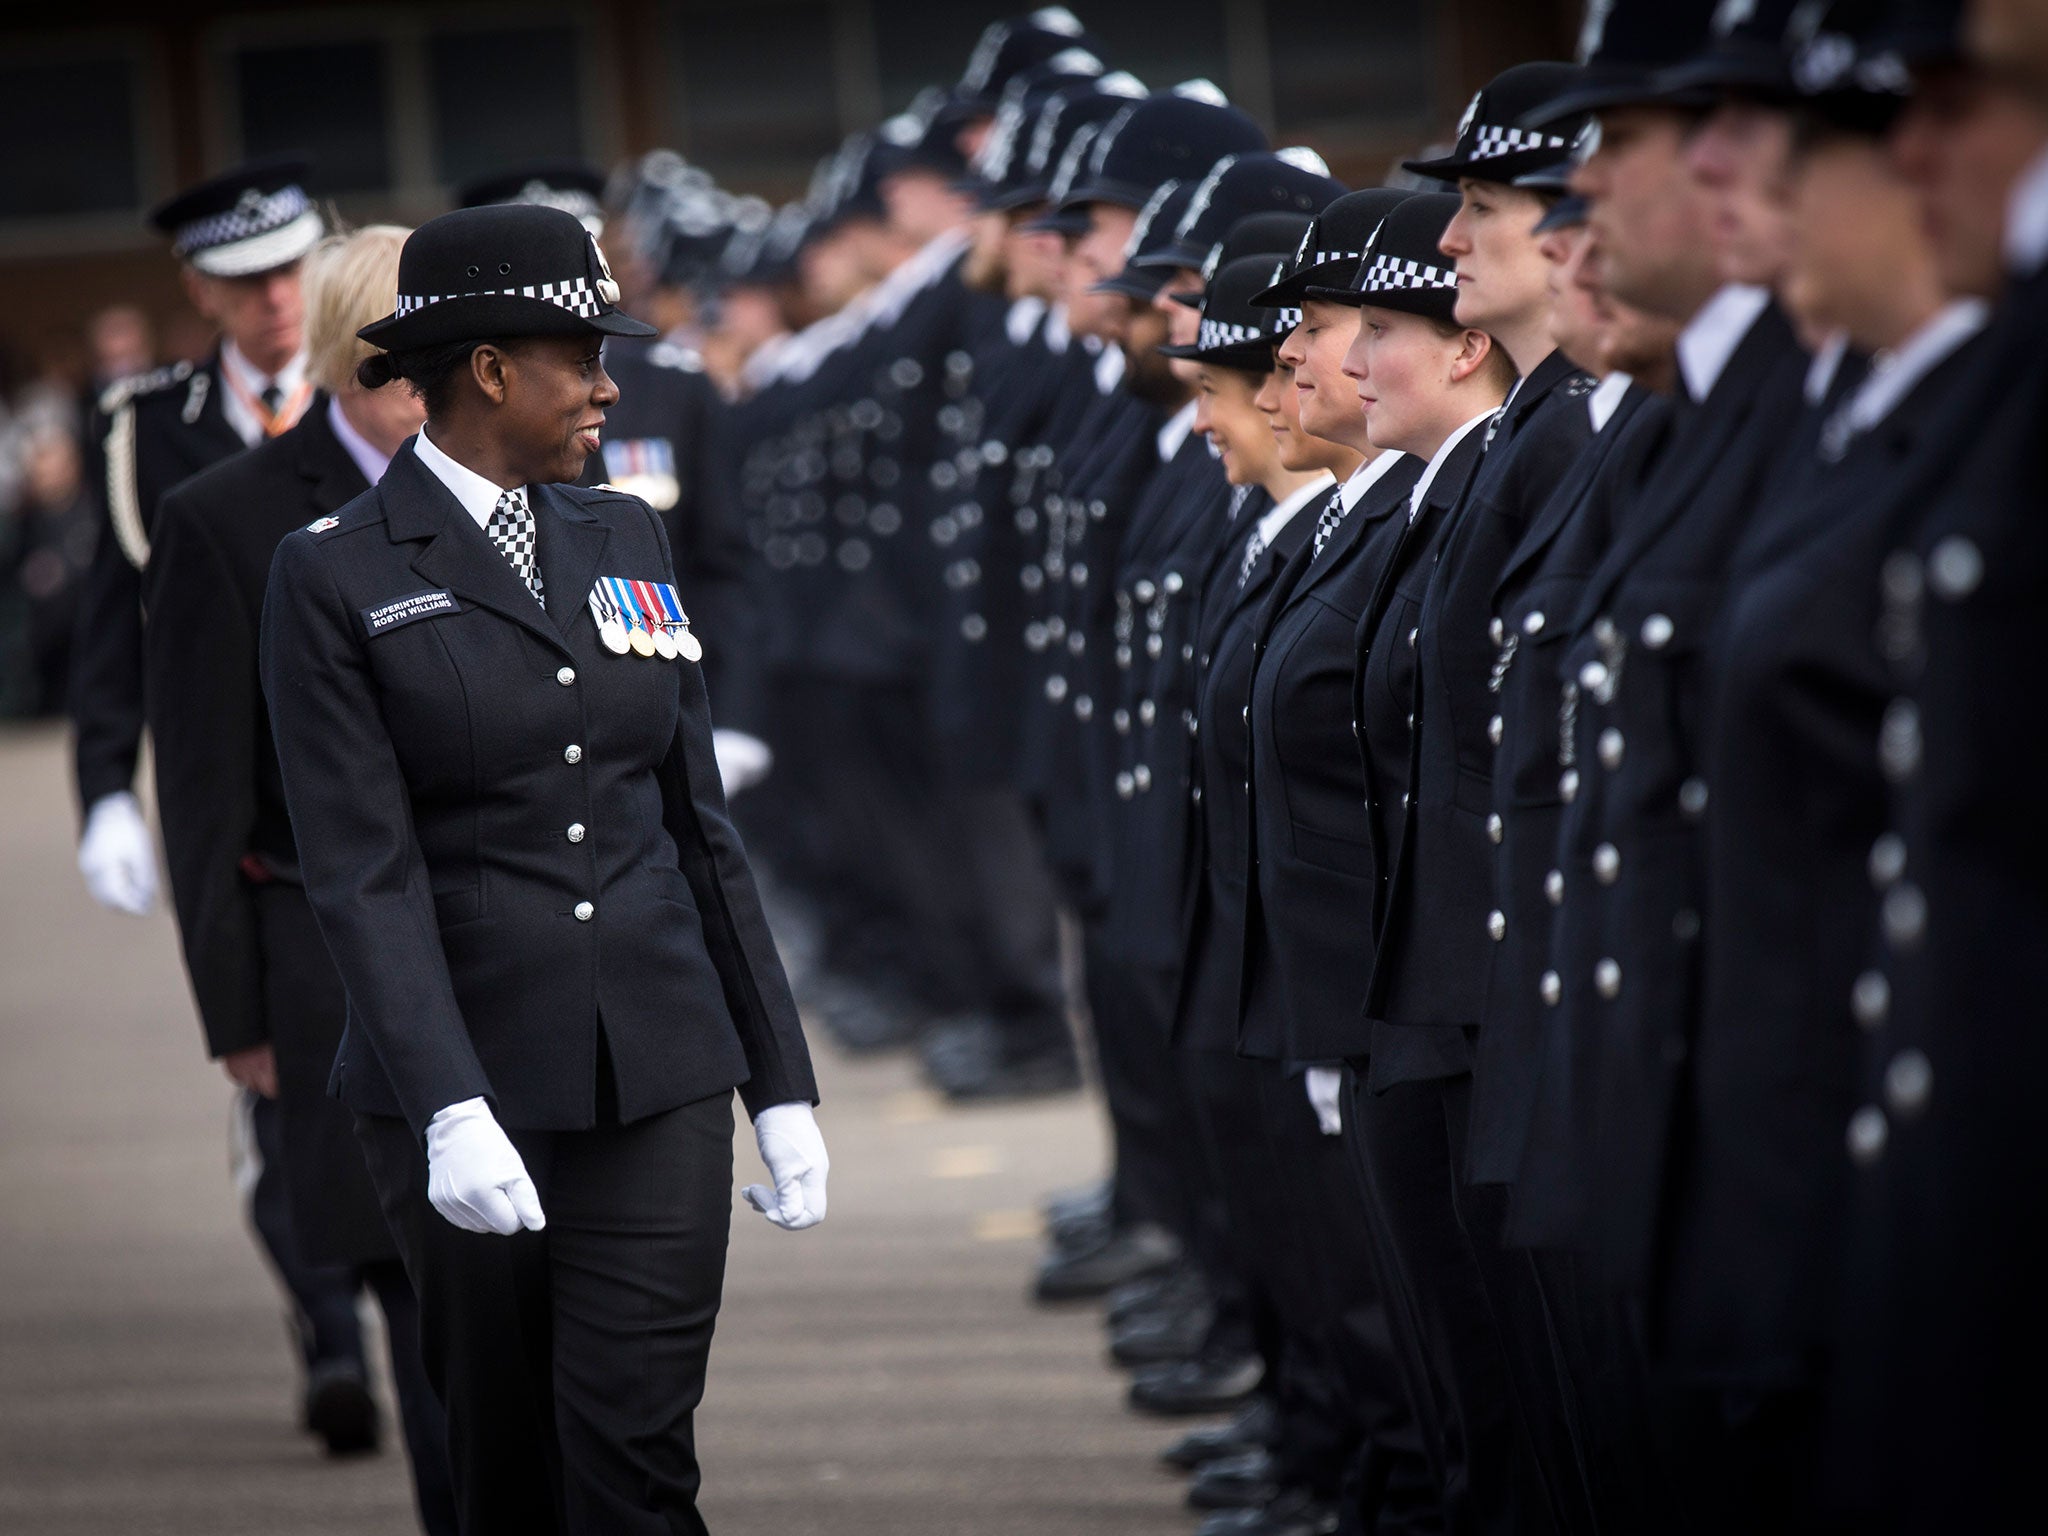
[1403,63,1590,183]
[149,156,324,277]
[874,88,973,183]
[1091,181,1198,302]
[990,74,1149,216]
[1259,187,1414,308]
[1784,0,1924,133]
[457,159,608,235]
[357,204,656,350]
[1058,84,1270,212]
[722,201,809,289]
[957,53,1109,201]
[1654,0,1803,100]
[1133,149,1345,274]
[949,8,1103,117]
[1311,192,1463,322]
[1159,256,1292,367]
[1522,0,1721,126]
[1018,107,1123,235]
[1171,210,1316,308]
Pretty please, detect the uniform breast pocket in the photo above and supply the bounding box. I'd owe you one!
[358,599,494,792]
[1612,578,1722,814]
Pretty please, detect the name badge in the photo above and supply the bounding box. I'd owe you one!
[360,589,460,635]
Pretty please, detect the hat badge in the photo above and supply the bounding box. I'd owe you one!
[1456,91,1483,144]
[588,233,621,306]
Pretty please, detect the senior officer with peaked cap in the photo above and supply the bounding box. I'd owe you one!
[259,204,826,1536]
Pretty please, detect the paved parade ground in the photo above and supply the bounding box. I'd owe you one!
[0,723,1187,1536]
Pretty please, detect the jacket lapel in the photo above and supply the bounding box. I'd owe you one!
[295,395,370,515]
[531,482,611,638]
[382,444,567,652]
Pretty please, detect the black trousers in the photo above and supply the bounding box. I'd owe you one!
[1344,1070,1562,1536]
[357,1091,735,1536]
[1080,924,1196,1239]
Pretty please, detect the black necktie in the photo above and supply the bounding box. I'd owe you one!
[260,383,283,415]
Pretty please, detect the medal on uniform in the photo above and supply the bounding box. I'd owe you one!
[587,581,633,654]
[628,619,657,657]
[651,624,679,661]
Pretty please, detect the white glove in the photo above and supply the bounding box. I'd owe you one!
[1305,1067,1345,1137]
[78,790,159,916]
[426,1097,546,1235]
[742,1101,829,1231]
[712,729,774,796]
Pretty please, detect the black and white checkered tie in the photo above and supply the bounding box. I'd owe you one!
[487,489,545,606]
[1236,525,1270,589]
[1310,488,1348,559]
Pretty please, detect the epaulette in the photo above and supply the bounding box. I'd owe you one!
[96,359,194,417]
[648,341,704,374]
[574,481,641,502]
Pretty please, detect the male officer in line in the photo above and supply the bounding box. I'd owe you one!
[69,158,380,1452]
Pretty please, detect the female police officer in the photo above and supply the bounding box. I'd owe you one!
[259,203,827,1536]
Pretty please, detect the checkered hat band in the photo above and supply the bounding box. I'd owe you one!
[1275,308,1302,331]
[175,185,313,255]
[1311,249,1361,265]
[394,277,605,320]
[1470,125,1567,161]
[1362,253,1458,293]
[1199,319,1264,350]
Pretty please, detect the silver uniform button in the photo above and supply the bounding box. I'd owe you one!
[1594,958,1621,999]
[1139,701,1157,726]
[1486,813,1504,844]
[1579,660,1609,692]
[1597,728,1624,770]
[1868,832,1907,890]
[1135,579,1157,603]
[1592,842,1620,884]
[1163,572,1184,594]
[1851,970,1891,1029]
[1115,772,1135,800]
[1881,550,1924,607]
[1672,908,1701,942]
[1846,1105,1888,1166]
[1488,714,1504,745]
[556,666,577,686]
[1114,708,1131,734]
[1679,777,1709,819]
[1539,970,1562,1006]
[1045,675,1068,702]
[1879,699,1922,782]
[574,901,594,922]
[1487,909,1506,941]
[1640,613,1674,649]
[1927,535,1983,599]
[567,823,586,844]
[1883,1049,1933,1118]
[1593,616,1618,647]
[1560,768,1580,803]
[1523,610,1546,636]
[1882,882,1927,949]
[1133,765,1153,792]
[1074,695,1094,722]
[563,744,583,764]
[1490,617,1505,645]
[1544,869,1565,906]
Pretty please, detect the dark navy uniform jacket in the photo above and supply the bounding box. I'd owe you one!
[73,356,244,812]
[1237,455,1422,1065]
[260,441,817,1136]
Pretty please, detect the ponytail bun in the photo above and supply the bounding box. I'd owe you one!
[355,352,400,390]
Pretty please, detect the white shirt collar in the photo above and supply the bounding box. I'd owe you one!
[1803,331,1852,406]
[219,339,310,448]
[1006,295,1047,346]
[1339,448,1407,510]
[1255,471,1335,546]
[1841,299,1989,437]
[1157,399,1198,460]
[2004,141,2048,278]
[1044,302,1072,354]
[1676,284,1772,403]
[413,426,521,531]
[1588,371,1633,432]
[326,396,392,487]
[1094,342,1126,394]
[1408,407,1495,521]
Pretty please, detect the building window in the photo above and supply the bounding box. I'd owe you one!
[235,40,394,194]
[427,25,588,187]
[0,53,142,219]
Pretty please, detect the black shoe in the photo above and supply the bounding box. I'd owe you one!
[303,1359,380,1456]
[1187,1449,1279,1511]
[1161,1397,1280,1471]
[1107,1263,1207,1327]
[1041,1178,1111,1228]
[812,977,923,1053]
[1108,1299,1214,1367]
[1128,1350,1263,1416]
[923,1018,1082,1102]
[1194,1489,1339,1536]
[1033,1223,1180,1304]
[1047,1204,1114,1256]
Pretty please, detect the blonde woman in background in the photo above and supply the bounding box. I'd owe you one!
[142,225,456,1534]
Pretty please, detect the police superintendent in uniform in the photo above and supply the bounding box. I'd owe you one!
[258,204,827,1535]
